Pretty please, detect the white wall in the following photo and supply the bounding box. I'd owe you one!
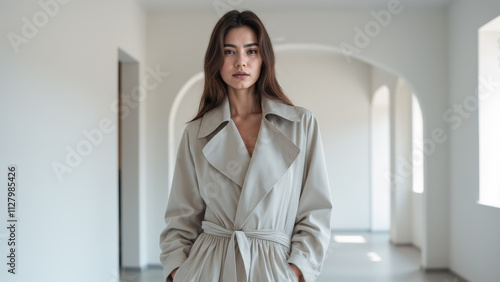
[390,78,413,244]
[145,12,215,265]
[145,8,449,269]
[412,193,424,249]
[448,0,500,281]
[370,67,398,233]
[276,50,371,230]
[370,69,424,247]
[0,1,146,281]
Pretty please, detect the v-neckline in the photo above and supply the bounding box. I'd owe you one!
[232,116,263,158]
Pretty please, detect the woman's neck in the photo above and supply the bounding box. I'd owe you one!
[227,87,261,118]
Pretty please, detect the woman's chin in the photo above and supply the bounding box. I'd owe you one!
[227,83,256,92]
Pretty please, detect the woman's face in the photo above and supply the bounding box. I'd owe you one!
[220,26,262,93]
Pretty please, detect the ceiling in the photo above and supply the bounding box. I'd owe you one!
[137,0,453,12]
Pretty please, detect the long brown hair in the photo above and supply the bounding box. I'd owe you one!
[190,10,293,122]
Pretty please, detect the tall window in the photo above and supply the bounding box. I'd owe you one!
[412,94,424,193]
[478,15,500,208]
[371,85,390,231]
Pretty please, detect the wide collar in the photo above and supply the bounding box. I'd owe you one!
[198,94,301,229]
[197,94,300,139]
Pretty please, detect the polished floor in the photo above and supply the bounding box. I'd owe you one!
[121,232,466,282]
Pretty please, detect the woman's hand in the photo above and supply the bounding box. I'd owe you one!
[170,268,178,279]
[289,263,303,281]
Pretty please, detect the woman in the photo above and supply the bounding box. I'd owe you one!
[159,10,333,282]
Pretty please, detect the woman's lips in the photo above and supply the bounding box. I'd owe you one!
[233,72,249,79]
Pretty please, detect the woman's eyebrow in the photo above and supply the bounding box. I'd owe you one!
[223,43,259,48]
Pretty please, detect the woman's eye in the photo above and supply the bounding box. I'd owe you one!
[224,50,234,55]
[248,49,257,54]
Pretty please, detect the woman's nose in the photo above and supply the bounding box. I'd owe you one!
[235,54,247,67]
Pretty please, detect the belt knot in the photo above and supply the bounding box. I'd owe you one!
[201,221,290,282]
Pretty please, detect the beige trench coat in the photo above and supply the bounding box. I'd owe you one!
[159,95,333,282]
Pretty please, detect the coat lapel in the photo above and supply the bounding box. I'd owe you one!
[198,95,301,229]
[200,97,250,187]
[234,115,300,229]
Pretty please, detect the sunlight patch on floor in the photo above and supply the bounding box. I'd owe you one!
[367,251,382,262]
[333,235,366,243]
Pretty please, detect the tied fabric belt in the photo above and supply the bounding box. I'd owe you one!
[201,221,290,282]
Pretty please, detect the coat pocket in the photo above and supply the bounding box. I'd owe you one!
[172,261,187,282]
[173,234,206,281]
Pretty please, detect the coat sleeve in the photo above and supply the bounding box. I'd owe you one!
[287,114,333,282]
[159,126,206,281]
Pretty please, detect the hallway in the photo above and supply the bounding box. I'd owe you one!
[121,232,464,282]
[2,1,500,281]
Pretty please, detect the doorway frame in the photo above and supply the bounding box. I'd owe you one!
[118,48,145,270]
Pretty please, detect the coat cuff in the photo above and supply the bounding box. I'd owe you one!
[288,250,318,282]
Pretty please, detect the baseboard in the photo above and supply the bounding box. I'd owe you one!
[121,266,145,272]
[420,266,469,282]
[388,238,414,247]
[121,264,163,271]
[422,267,449,273]
[330,229,371,233]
